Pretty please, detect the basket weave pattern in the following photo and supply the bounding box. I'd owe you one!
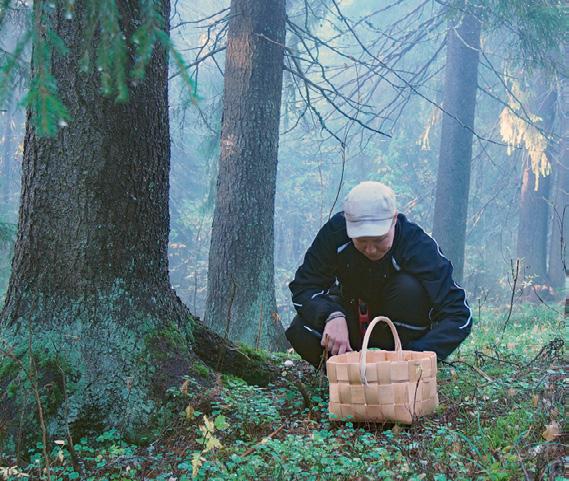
[327,316,438,424]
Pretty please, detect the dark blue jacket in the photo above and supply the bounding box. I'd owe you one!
[289,212,472,359]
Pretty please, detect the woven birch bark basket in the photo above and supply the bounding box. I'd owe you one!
[327,316,438,424]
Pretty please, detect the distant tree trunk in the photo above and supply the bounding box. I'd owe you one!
[548,158,568,292]
[1,10,25,221]
[292,213,304,264]
[205,0,287,350]
[1,95,14,217]
[516,85,557,294]
[548,93,568,293]
[432,11,481,283]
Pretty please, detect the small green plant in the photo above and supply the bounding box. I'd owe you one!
[189,414,227,477]
[212,377,282,436]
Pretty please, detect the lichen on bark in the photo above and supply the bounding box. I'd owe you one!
[0,282,199,449]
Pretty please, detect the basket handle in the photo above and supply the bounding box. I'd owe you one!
[359,316,402,385]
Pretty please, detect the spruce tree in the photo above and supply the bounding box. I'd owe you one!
[0,0,273,446]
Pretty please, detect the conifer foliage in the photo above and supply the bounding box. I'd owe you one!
[0,0,194,136]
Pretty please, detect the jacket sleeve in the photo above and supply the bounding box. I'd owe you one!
[399,227,472,360]
[289,221,347,330]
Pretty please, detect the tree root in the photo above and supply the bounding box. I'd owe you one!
[191,319,281,386]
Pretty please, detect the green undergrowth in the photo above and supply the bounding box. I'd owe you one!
[0,304,566,480]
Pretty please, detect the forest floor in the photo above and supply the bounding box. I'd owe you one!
[1,304,567,481]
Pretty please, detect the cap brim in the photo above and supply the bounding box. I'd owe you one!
[346,218,392,238]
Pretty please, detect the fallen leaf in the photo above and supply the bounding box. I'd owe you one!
[542,421,560,441]
[180,379,190,396]
[185,404,195,420]
[532,394,539,407]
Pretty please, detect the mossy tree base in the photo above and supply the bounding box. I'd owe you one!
[0,285,199,450]
[0,286,282,453]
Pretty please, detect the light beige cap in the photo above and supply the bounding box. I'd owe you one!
[343,181,396,238]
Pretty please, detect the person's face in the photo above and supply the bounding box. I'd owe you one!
[352,215,397,262]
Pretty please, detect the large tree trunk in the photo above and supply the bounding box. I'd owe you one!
[516,85,557,293]
[432,11,481,283]
[0,1,279,450]
[0,0,195,443]
[205,0,287,351]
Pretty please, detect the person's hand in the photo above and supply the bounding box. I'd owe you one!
[321,317,353,355]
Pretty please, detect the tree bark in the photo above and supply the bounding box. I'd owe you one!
[516,85,557,291]
[548,160,568,292]
[0,0,197,442]
[548,89,568,292]
[432,11,481,283]
[205,0,287,350]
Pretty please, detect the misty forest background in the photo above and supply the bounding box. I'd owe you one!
[0,0,567,480]
[2,0,568,323]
